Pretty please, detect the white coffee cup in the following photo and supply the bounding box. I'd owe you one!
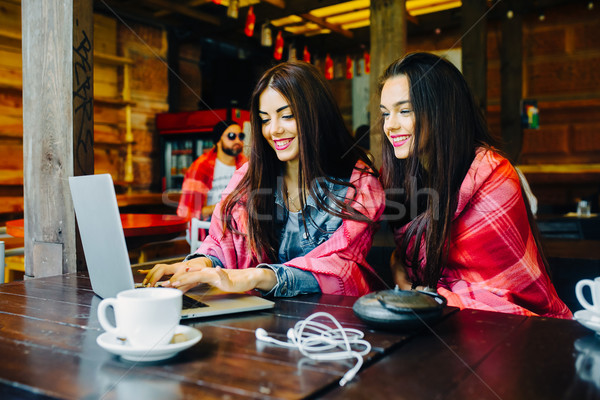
[97,287,182,348]
[576,277,600,314]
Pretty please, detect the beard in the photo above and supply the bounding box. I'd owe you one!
[222,145,243,157]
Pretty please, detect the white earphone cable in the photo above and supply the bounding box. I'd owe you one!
[255,312,371,386]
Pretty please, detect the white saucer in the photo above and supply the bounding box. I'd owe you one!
[97,325,202,362]
[574,310,600,334]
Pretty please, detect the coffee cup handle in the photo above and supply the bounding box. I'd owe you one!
[97,298,121,336]
[576,280,595,311]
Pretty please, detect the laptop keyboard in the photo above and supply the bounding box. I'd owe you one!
[134,283,208,309]
[182,295,209,310]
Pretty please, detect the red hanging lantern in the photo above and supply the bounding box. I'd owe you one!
[364,50,370,74]
[346,55,354,79]
[303,46,311,63]
[325,54,334,80]
[274,31,284,60]
[244,6,255,37]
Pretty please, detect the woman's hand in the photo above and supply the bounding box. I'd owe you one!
[390,249,413,290]
[167,267,277,294]
[390,250,431,292]
[140,257,213,288]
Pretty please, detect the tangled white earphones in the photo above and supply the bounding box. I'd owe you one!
[255,312,371,386]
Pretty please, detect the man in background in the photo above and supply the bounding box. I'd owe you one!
[177,120,247,221]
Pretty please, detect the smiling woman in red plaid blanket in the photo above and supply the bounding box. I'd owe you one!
[378,52,571,319]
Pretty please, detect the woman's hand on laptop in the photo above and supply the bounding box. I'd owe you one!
[142,257,213,288]
[167,267,277,294]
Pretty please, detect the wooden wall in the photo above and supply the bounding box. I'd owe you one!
[0,0,25,220]
[0,2,168,221]
[404,4,600,165]
[487,4,600,166]
[1,1,599,219]
[406,3,600,212]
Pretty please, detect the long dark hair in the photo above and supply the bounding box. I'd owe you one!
[379,52,548,288]
[221,61,377,261]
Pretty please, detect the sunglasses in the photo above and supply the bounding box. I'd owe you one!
[226,132,245,141]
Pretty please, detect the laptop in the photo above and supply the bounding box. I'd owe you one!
[68,173,274,319]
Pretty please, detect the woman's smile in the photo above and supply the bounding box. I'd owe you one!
[390,134,411,147]
[274,137,294,150]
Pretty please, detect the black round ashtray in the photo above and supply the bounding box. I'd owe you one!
[353,288,447,331]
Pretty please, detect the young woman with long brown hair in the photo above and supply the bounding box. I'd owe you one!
[144,61,385,297]
[378,52,571,318]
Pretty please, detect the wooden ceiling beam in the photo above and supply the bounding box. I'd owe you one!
[319,6,370,19]
[143,0,221,25]
[187,0,215,5]
[406,12,419,24]
[299,13,353,38]
[154,0,213,17]
[261,0,285,9]
[273,0,347,16]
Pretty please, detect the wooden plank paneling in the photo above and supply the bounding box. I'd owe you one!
[0,170,22,186]
[524,28,566,57]
[94,147,121,177]
[94,128,121,145]
[486,64,501,102]
[0,93,22,137]
[572,21,600,52]
[0,141,22,171]
[527,56,600,96]
[521,126,569,155]
[178,43,202,112]
[0,196,23,214]
[519,100,600,165]
[0,0,21,35]
[0,49,22,90]
[572,123,600,153]
[94,13,117,54]
[93,63,118,98]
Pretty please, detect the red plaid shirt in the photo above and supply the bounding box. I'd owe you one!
[177,148,247,220]
[396,149,572,319]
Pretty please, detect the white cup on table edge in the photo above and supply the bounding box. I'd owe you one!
[97,287,182,348]
[576,277,600,319]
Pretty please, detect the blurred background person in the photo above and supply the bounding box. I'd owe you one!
[177,120,247,221]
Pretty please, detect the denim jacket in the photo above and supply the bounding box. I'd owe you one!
[195,161,386,297]
[198,177,349,297]
[257,177,350,296]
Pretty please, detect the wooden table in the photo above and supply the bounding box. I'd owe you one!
[5,214,188,249]
[0,272,597,399]
[4,218,25,238]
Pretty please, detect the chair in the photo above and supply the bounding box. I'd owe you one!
[0,241,4,283]
[190,218,211,253]
[0,240,25,283]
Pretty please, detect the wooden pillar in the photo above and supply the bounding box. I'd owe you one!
[499,0,523,163]
[369,0,407,168]
[22,0,94,277]
[461,0,488,115]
